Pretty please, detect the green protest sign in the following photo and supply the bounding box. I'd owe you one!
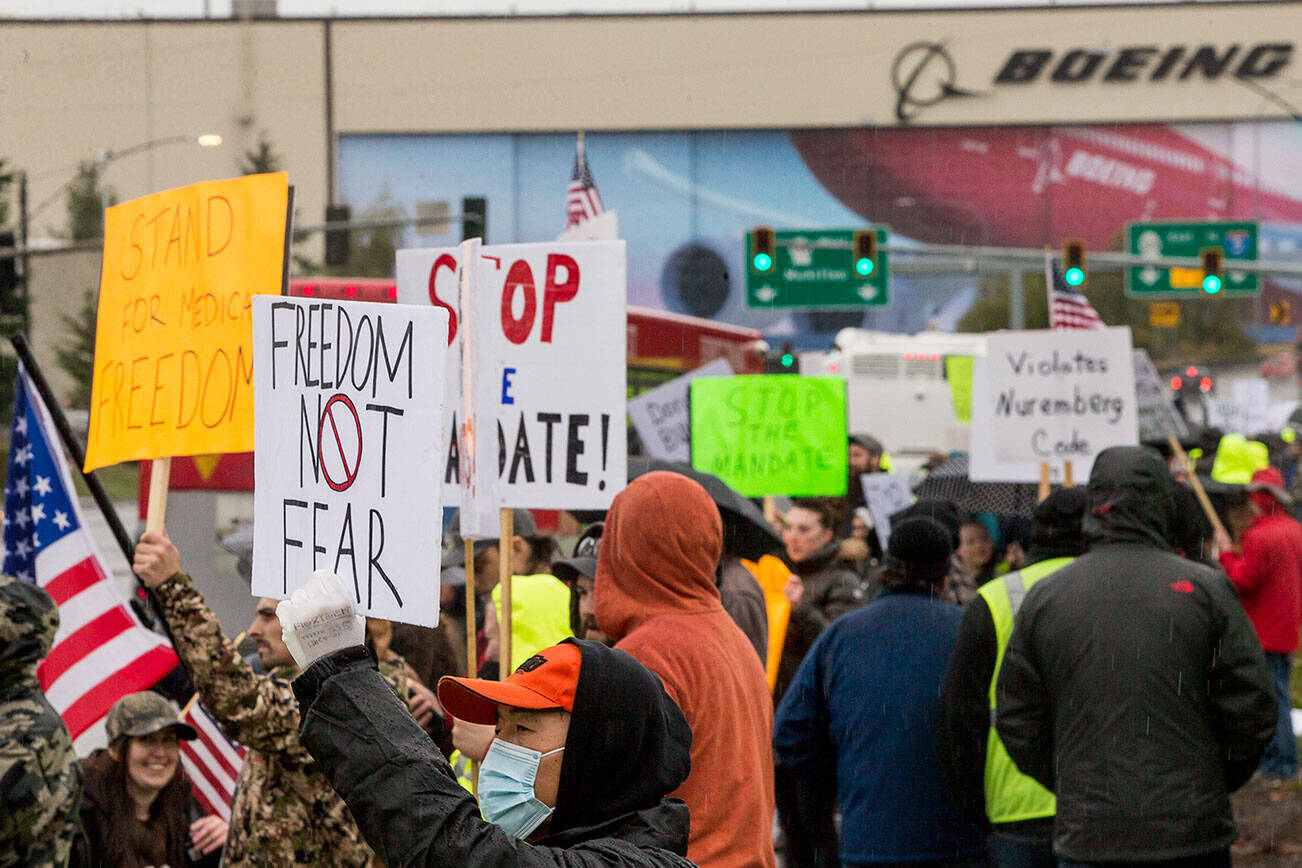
[690,375,848,497]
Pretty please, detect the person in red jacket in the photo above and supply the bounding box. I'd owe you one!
[596,471,777,868]
[1218,466,1302,780]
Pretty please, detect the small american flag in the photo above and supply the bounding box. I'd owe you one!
[4,363,178,750]
[178,696,248,821]
[565,132,604,229]
[1047,253,1106,330]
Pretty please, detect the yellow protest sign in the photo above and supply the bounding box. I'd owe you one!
[84,173,289,471]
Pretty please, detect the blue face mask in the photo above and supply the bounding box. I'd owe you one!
[478,738,565,840]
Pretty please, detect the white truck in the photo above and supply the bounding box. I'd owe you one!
[802,328,988,468]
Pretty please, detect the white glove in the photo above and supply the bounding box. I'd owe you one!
[276,570,366,669]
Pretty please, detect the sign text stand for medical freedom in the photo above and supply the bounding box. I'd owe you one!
[250,296,449,624]
[84,174,292,539]
[971,327,1138,486]
[395,238,628,666]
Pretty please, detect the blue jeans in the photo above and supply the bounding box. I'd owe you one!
[989,826,1054,868]
[1058,849,1230,868]
[1262,652,1299,779]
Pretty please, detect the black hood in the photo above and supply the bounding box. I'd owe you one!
[1027,487,1088,564]
[548,638,692,838]
[1083,446,1177,550]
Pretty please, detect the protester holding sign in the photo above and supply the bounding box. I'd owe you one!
[132,531,411,867]
[275,571,697,866]
[596,472,777,868]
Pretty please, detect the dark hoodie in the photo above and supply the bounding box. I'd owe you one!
[0,575,83,867]
[595,472,776,868]
[293,639,697,867]
[995,446,1276,862]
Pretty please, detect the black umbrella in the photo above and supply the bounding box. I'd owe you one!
[626,457,784,561]
[914,454,1042,519]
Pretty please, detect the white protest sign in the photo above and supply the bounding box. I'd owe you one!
[983,327,1137,478]
[861,473,912,548]
[252,296,448,626]
[969,357,1059,483]
[399,240,627,509]
[1207,398,1243,433]
[629,358,733,461]
[1232,378,1271,435]
[1132,349,1189,442]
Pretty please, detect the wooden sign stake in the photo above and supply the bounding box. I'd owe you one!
[145,457,172,534]
[498,508,514,681]
[463,539,477,678]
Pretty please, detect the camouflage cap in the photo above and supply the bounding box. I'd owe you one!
[106,691,198,743]
[0,574,59,674]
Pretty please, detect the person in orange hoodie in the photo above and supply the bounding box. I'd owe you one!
[595,471,777,868]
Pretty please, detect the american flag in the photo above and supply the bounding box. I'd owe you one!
[1047,253,1106,330]
[4,363,178,749]
[565,133,604,229]
[179,696,248,821]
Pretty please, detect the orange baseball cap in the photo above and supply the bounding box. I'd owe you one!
[438,641,582,725]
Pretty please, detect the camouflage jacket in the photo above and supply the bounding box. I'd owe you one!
[0,575,83,868]
[155,573,409,867]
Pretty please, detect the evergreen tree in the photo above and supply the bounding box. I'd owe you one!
[66,161,115,241]
[55,290,97,409]
[240,132,282,175]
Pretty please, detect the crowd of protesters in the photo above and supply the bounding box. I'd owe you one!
[8,425,1302,867]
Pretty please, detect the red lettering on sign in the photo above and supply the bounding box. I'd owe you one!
[428,253,458,344]
[541,254,579,343]
[501,259,536,345]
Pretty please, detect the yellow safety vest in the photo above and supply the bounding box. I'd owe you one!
[978,557,1071,824]
[492,573,574,671]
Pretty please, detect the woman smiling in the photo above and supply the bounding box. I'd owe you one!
[71,692,227,868]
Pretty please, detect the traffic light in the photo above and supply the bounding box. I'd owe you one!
[766,341,797,373]
[0,232,20,319]
[1062,239,1086,287]
[324,205,351,267]
[751,227,775,273]
[462,196,487,241]
[853,229,878,277]
[1200,246,1224,294]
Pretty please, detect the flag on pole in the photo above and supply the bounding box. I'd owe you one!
[4,362,178,749]
[178,696,248,821]
[565,132,605,229]
[1047,252,1106,330]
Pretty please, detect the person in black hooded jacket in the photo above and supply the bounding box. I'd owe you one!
[995,445,1276,866]
[281,570,696,867]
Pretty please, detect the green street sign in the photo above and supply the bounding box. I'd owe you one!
[1125,220,1259,297]
[746,228,890,309]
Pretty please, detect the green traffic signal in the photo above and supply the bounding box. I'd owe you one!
[1203,274,1223,294]
[780,352,794,367]
[753,252,773,272]
[1064,266,1085,287]
[855,257,875,276]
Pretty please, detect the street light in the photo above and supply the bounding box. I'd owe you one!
[94,132,223,166]
[28,132,224,225]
